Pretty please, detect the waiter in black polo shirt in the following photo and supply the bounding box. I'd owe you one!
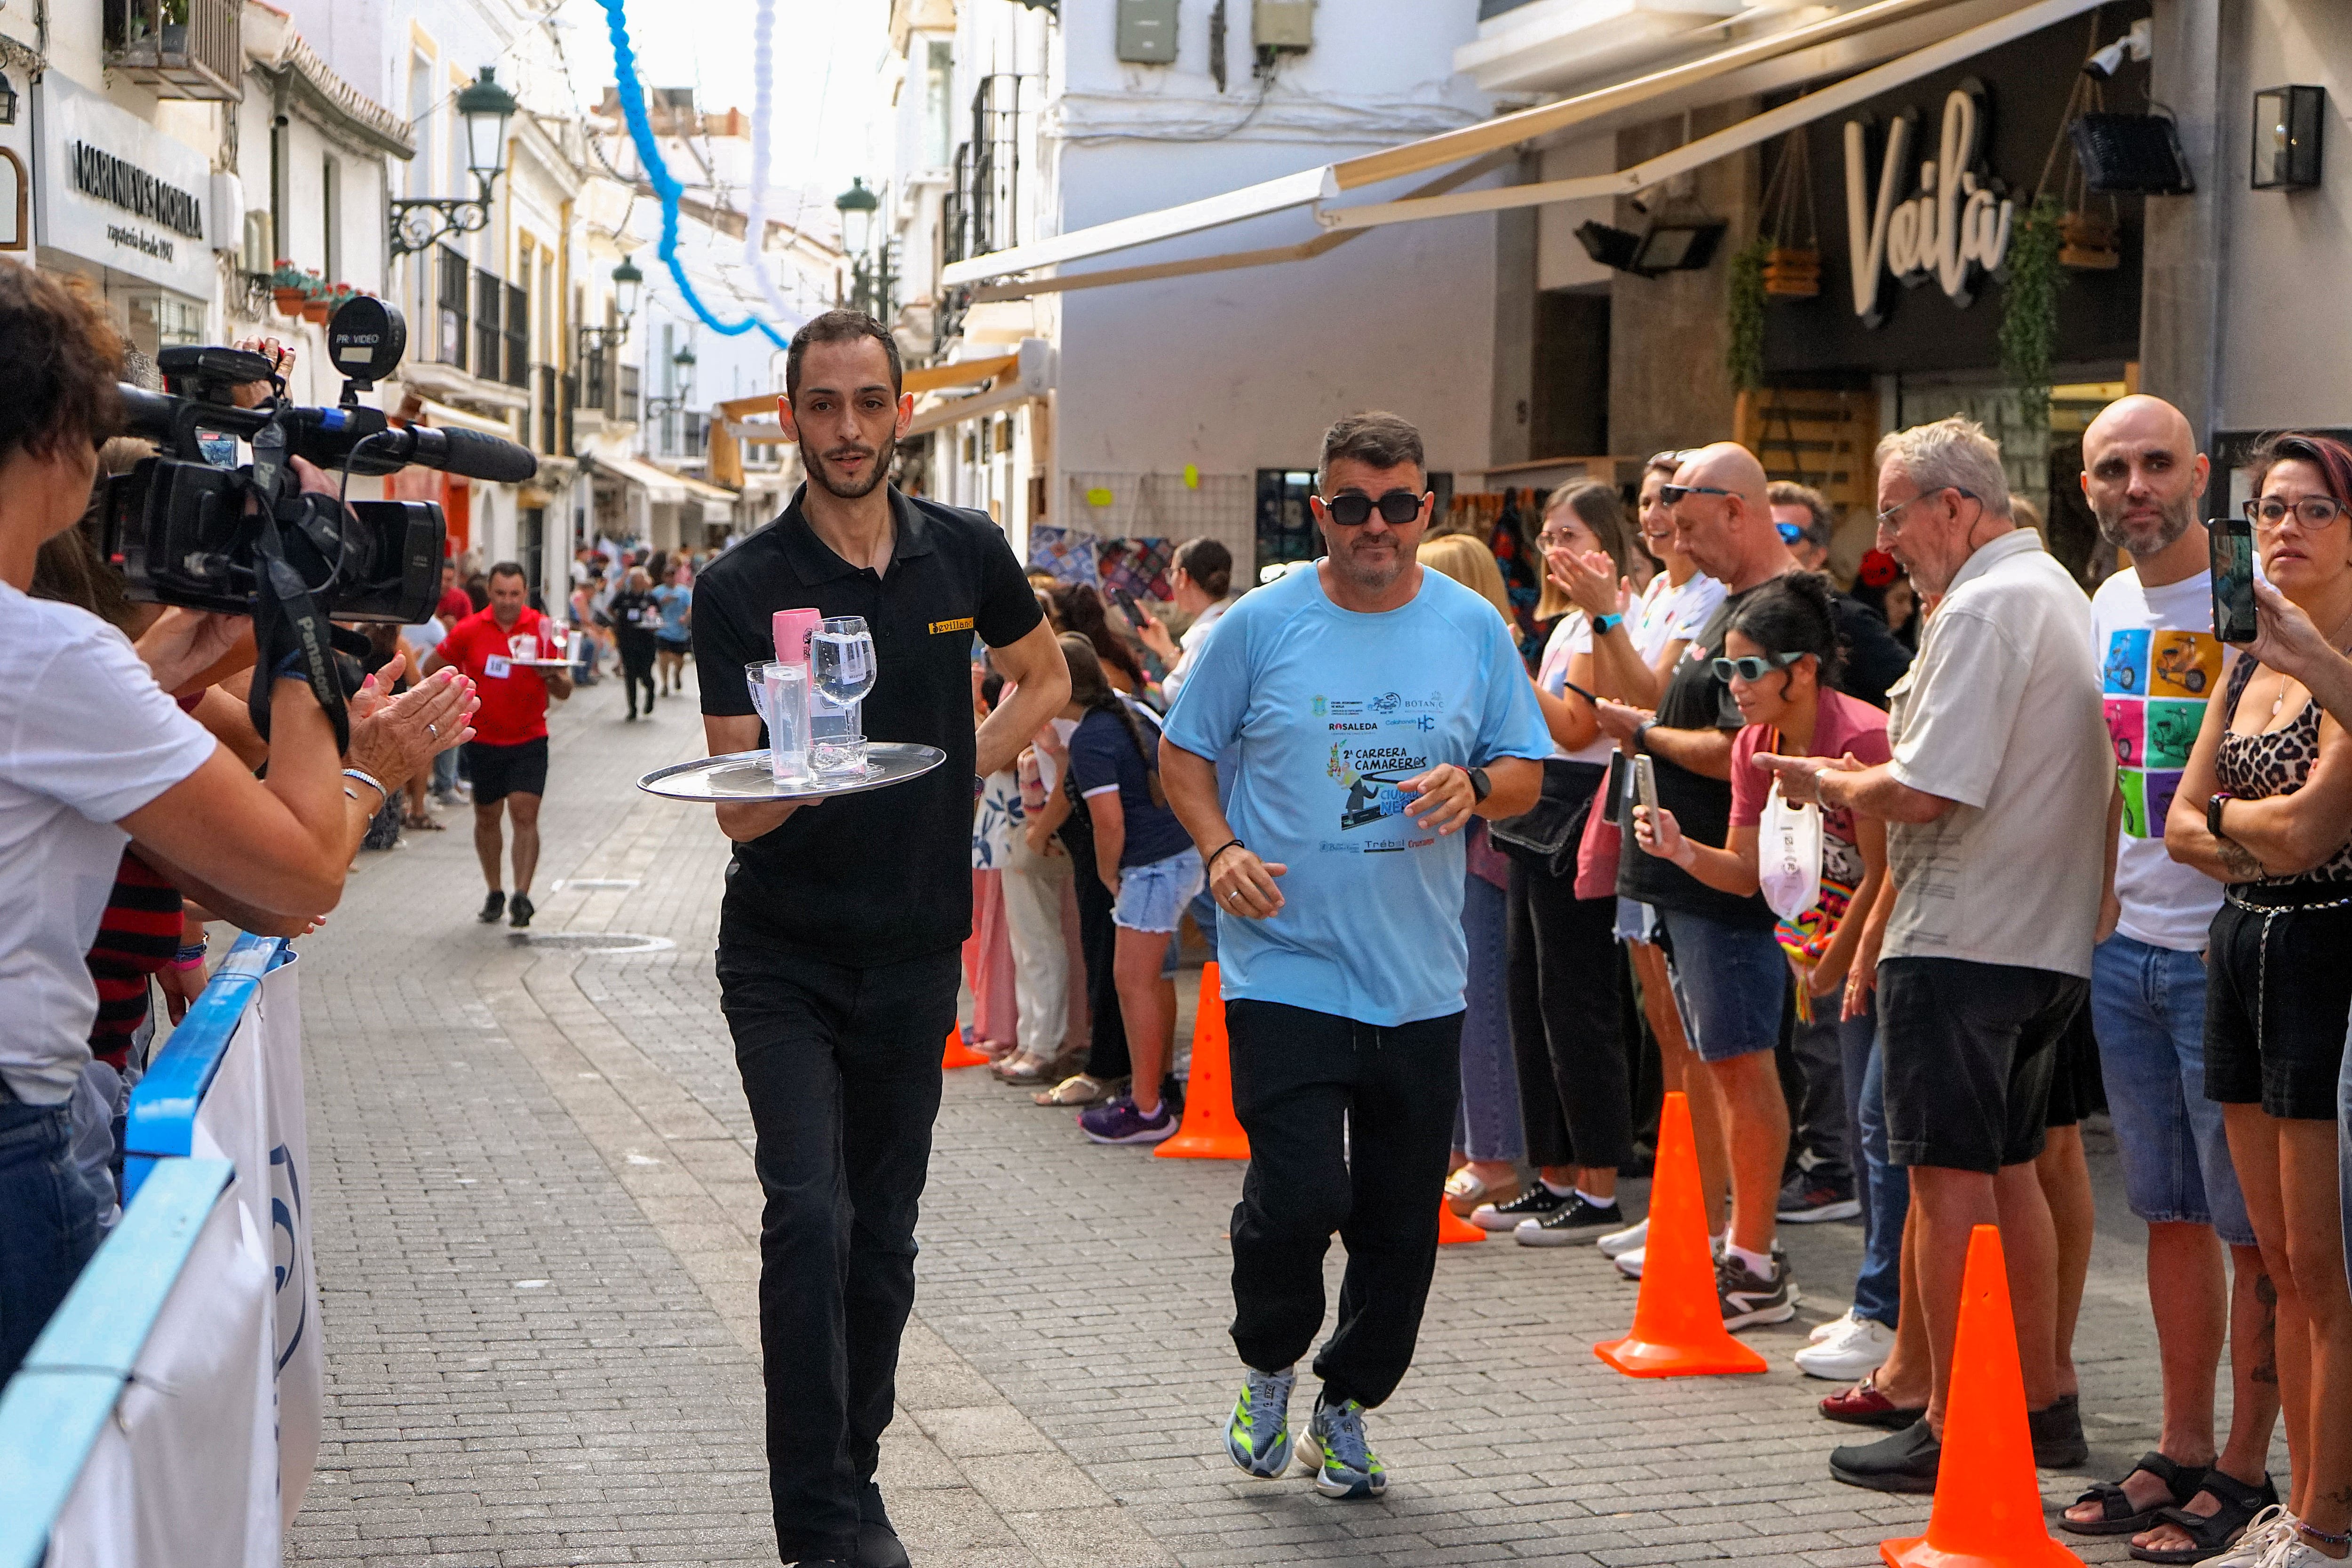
[691,310,1068,1568]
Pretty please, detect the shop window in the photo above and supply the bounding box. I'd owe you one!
[1255,469,1318,570]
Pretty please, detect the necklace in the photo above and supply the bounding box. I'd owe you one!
[2269,605,2352,719]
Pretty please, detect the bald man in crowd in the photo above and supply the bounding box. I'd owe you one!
[2057,396,2279,1555]
[1593,442,1806,1329]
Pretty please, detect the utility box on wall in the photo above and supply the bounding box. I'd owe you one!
[1253,0,1313,51]
[1117,0,1180,64]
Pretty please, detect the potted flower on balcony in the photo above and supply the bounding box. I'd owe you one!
[299,271,332,323]
[159,0,191,58]
[270,261,309,319]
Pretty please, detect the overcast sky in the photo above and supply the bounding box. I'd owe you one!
[546,0,895,203]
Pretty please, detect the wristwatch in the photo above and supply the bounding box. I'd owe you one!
[1634,719,1657,754]
[2207,790,2234,841]
[1466,765,1492,804]
[1594,613,1624,637]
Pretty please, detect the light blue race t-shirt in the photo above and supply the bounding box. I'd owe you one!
[1162,563,1550,1025]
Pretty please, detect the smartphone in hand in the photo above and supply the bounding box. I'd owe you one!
[1110,585,1145,626]
[1635,754,1659,823]
[2211,517,2257,644]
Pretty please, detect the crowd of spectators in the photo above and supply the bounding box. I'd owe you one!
[954,393,2352,1567]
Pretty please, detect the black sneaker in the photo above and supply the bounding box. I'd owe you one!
[856,1482,910,1568]
[1718,1250,1799,1329]
[2029,1395,2088,1470]
[509,891,535,929]
[477,889,506,924]
[1515,1194,1624,1247]
[1778,1168,1862,1224]
[1830,1419,1941,1494]
[1469,1183,1572,1232]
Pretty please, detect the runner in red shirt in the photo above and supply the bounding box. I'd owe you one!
[425,563,572,926]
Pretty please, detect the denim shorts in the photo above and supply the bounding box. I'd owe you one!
[2092,933,2254,1245]
[1659,907,1786,1063]
[1115,846,1205,935]
[0,1096,107,1382]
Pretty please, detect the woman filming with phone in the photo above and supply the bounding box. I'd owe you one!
[2163,432,2352,1568]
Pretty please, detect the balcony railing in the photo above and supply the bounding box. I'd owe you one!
[104,0,242,102]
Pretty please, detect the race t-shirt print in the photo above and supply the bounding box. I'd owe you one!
[1316,689,1446,850]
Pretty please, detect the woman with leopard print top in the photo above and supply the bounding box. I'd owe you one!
[2167,431,2352,1566]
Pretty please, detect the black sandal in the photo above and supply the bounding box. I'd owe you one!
[2129,1470,2279,1564]
[2061,1450,2206,1536]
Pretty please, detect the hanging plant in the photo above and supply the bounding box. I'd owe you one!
[1757,131,1821,299]
[1998,193,2066,424]
[1726,235,1769,393]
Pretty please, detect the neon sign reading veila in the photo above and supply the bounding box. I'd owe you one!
[1842,87,2015,326]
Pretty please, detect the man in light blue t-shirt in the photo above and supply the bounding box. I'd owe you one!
[1161,411,1548,1504]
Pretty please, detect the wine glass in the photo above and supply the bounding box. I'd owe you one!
[744,661,777,729]
[811,616,877,707]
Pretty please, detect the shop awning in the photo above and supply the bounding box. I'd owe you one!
[905,383,1035,440]
[942,0,2100,292]
[669,468,739,505]
[590,453,687,505]
[416,398,517,439]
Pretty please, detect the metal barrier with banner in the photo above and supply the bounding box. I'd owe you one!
[0,934,320,1568]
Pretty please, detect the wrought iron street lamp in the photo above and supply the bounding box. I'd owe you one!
[389,67,519,256]
[578,257,644,359]
[833,177,897,320]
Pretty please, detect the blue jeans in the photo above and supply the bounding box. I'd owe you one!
[1660,907,1786,1062]
[2093,934,2255,1246]
[1454,872,1523,1163]
[1846,1009,1908,1330]
[0,1097,108,1382]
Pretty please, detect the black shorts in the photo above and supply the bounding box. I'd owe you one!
[2204,894,2352,1121]
[655,635,690,655]
[2043,998,2103,1130]
[1879,956,2087,1174]
[464,737,548,805]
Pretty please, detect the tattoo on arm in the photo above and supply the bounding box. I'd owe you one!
[2217,837,2265,882]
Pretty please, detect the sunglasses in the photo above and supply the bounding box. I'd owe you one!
[1660,483,1734,507]
[1320,490,1423,527]
[1712,650,1806,683]
[1774,520,1807,545]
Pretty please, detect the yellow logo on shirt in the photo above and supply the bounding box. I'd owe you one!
[929,616,974,635]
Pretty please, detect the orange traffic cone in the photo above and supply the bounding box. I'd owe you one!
[1595,1091,1767,1377]
[942,1026,990,1069]
[1881,1226,2083,1568]
[1437,1198,1486,1244]
[1157,963,1249,1160]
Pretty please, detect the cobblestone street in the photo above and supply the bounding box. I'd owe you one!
[286,670,2281,1568]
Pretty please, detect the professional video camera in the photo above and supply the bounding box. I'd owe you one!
[101,295,539,746]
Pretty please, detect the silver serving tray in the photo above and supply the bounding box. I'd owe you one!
[636,741,947,802]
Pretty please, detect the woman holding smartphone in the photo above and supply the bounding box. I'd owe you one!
[2164,432,2352,1568]
[1629,574,1908,1393]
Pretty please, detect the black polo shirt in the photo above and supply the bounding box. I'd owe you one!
[692,485,1042,964]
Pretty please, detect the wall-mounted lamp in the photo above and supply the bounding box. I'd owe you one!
[2253,85,2325,191]
[1575,218,1727,279]
[0,72,19,127]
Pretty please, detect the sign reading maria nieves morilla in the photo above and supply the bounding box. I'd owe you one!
[68,140,202,239]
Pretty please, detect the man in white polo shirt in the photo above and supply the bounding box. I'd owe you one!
[1758,415,2109,1495]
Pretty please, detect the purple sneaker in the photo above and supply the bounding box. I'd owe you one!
[1077,1094,1178,1146]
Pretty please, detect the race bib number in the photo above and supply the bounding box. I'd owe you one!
[484,656,513,678]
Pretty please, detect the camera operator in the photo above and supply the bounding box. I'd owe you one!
[0,265,476,1383]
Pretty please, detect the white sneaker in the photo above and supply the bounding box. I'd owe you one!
[1810,1305,1864,1344]
[1793,1313,1896,1380]
[2206,1505,2299,1568]
[2253,1529,2332,1568]
[1613,1244,1644,1280]
[1596,1216,1647,1257]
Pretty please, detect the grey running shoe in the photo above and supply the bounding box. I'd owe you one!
[1718,1250,1799,1329]
[1223,1365,1297,1479]
[1302,1395,1387,1499]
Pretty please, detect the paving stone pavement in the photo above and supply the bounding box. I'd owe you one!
[285,663,2285,1567]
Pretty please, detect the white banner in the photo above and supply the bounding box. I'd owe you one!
[43,1192,278,1568]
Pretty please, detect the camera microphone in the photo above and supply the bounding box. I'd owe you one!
[389,424,541,484]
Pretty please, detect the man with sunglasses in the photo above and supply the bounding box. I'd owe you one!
[1160,411,1547,1504]
[1755,416,2107,1494]
[1592,442,1805,1331]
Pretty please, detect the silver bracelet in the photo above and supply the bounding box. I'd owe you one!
[341,767,389,805]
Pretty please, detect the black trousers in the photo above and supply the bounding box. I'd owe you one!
[616,633,656,715]
[715,940,961,1565]
[1060,820,1128,1079]
[1227,999,1462,1408]
[1506,859,1633,1172]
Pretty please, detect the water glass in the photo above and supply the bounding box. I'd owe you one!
[747,661,812,784]
[812,616,878,708]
